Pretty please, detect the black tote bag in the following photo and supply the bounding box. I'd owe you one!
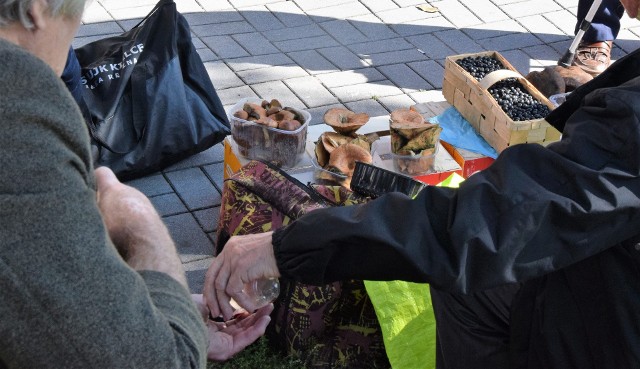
[75,0,229,180]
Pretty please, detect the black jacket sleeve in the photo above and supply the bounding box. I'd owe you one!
[273,76,640,294]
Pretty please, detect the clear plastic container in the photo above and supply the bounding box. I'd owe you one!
[372,137,438,176]
[228,98,311,168]
[230,277,280,311]
[305,143,349,185]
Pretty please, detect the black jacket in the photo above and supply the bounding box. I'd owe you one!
[273,50,640,368]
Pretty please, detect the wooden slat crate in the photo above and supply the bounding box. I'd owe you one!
[442,51,561,153]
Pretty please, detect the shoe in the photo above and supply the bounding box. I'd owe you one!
[572,41,612,77]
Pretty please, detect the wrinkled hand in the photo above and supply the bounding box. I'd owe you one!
[203,232,280,320]
[620,0,640,18]
[191,294,272,361]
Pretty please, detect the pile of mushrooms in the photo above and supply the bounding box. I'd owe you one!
[389,108,442,174]
[315,108,376,186]
[233,99,304,131]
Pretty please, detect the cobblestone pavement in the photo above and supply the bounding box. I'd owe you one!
[74,0,640,293]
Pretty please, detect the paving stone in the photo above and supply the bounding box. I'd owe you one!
[192,21,256,37]
[109,6,156,20]
[390,16,451,37]
[287,50,339,74]
[194,0,233,11]
[217,85,259,106]
[184,257,214,294]
[201,35,249,59]
[317,46,369,70]
[239,5,287,32]
[164,145,225,172]
[203,162,226,192]
[377,94,418,112]
[349,14,400,40]
[251,81,307,110]
[458,0,509,23]
[500,49,539,75]
[405,34,456,60]
[226,53,294,72]
[392,0,426,6]
[183,10,243,25]
[408,60,445,89]
[125,173,173,197]
[478,32,544,52]
[366,48,428,67]
[521,44,564,65]
[164,213,214,262]
[347,37,414,56]
[72,34,119,48]
[315,67,386,88]
[230,0,282,7]
[377,63,429,92]
[294,0,354,11]
[306,2,371,22]
[165,168,221,210]
[150,193,188,217]
[409,89,447,105]
[306,103,347,125]
[518,15,567,44]
[376,6,437,24]
[193,207,221,233]
[82,2,114,24]
[285,76,339,107]
[100,0,157,10]
[434,29,484,54]
[273,35,340,53]
[344,99,390,116]
[75,22,123,37]
[615,29,640,54]
[267,1,315,27]
[174,0,203,13]
[329,80,404,102]
[433,0,482,28]
[262,24,327,42]
[360,0,399,13]
[237,65,309,84]
[462,19,527,40]
[204,61,245,90]
[319,20,369,45]
[500,0,562,19]
[544,9,580,37]
[192,37,206,49]
[233,32,280,55]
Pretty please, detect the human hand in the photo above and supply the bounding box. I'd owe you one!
[620,0,640,18]
[203,232,280,320]
[191,294,272,361]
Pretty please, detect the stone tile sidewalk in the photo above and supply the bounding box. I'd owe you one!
[75,0,640,293]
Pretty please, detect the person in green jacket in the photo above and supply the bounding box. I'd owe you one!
[0,0,271,367]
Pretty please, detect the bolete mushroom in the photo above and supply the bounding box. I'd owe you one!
[323,108,370,136]
[325,143,372,185]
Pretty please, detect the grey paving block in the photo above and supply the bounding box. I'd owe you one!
[194,207,221,233]
[433,0,482,28]
[408,60,444,89]
[366,48,428,67]
[175,0,203,13]
[101,0,157,11]
[345,99,391,116]
[360,0,399,13]
[461,19,527,40]
[72,34,118,48]
[305,103,347,125]
[237,65,309,84]
[316,67,386,88]
[267,1,315,27]
[478,32,544,52]
[82,3,113,24]
[262,24,326,42]
[251,81,307,110]
[163,144,225,172]
[201,35,249,59]
[347,37,414,55]
[239,6,287,32]
[409,89,446,105]
[520,44,563,65]
[233,32,280,55]
[500,49,540,75]
[376,6,437,24]
[191,21,256,37]
[306,2,371,22]
[318,20,369,45]
[125,173,173,197]
[165,168,221,210]
[349,14,400,40]
[518,15,567,44]
[294,0,353,11]
[285,76,339,107]
[76,22,124,37]
[434,29,484,55]
[164,213,214,261]
[226,53,294,72]
[184,257,214,294]
[406,34,455,60]
[217,85,259,106]
[287,50,339,74]
[543,9,580,37]
[230,0,282,7]
[204,61,245,90]
[377,63,429,92]
[184,10,243,26]
[194,0,233,11]
[203,162,226,192]
[615,30,640,54]
[150,193,188,217]
[273,35,340,53]
[192,36,206,49]
[501,0,563,19]
[330,80,404,102]
[377,94,418,112]
[389,16,455,37]
[458,0,509,23]
[392,0,427,6]
[317,46,369,70]
[110,6,156,21]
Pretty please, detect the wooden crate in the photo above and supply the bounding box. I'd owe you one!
[442,51,561,153]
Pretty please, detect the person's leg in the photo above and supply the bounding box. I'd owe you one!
[573,0,625,76]
[430,283,521,369]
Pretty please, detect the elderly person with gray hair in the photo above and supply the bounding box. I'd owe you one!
[0,0,271,367]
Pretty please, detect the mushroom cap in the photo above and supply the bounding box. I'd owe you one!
[326,143,372,179]
[390,108,425,129]
[323,108,370,136]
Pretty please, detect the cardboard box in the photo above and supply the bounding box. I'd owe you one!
[441,51,561,153]
[440,140,495,178]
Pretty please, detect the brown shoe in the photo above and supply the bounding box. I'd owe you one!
[572,41,612,77]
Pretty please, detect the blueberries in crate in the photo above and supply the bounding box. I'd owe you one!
[488,80,551,121]
[455,56,505,80]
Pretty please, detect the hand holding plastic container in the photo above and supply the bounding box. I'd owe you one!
[230,278,280,312]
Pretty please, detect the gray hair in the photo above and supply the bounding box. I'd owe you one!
[0,0,87,29]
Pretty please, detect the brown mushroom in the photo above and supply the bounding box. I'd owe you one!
[277,119,301,131]
[233,109,249,120]
[323,108,370,136]
[390,108,424,126]
[242,103,267,121]
[325,143,372,179]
